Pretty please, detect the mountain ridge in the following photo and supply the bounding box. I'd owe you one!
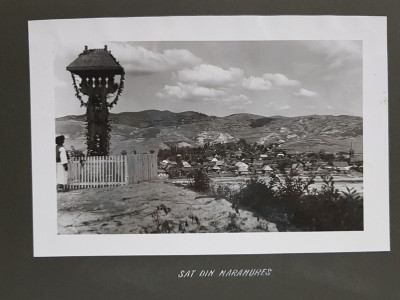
[56,110,363,155]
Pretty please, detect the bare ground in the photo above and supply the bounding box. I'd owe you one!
[57,179,278,234]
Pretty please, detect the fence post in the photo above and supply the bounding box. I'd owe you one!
[124,155,129,184]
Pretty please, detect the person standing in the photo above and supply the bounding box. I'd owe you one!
[56,135,69,192]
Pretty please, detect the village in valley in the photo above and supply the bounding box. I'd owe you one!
[156,139,363,190]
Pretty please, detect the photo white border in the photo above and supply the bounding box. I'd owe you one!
[29,16,389,257]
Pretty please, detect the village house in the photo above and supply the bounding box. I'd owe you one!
[262,165,273,174]
[252,161,264,174]
[235,161,250,175]
[212,165,221,174]
[234,151,243,158]
[332,161,350,172]
[182,161,192,169]
[349,154,363,164]
[215,160,226,167]
[157,168,168,178]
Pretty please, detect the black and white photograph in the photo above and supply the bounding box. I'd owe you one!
[29,16,388,256]
[4,1,400,297]
[55,40,364,234]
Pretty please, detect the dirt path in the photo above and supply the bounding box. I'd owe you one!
[58,180,277,234]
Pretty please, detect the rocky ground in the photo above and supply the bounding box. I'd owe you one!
[57,179,278,234]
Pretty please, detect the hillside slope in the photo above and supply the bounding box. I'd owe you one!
[56,110,363,154]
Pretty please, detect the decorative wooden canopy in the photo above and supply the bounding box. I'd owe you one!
[66,45,124,76]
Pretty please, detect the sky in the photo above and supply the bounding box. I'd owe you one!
[54,40,362,118]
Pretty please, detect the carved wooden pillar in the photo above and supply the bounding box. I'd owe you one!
[67,45,124,156]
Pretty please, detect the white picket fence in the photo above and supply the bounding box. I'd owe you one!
[68,155,128,189]
[67,154,158,189]
[126,153,158,184]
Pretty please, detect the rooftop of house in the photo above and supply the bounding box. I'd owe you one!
[215,160,225,166]
[332,161,349,167]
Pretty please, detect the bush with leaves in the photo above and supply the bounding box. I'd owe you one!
[150,204,202,233]
[213,184,235,200]
[288,175,363,231]
[151,204,172,233]
[231,177,276,212]
[188,169,211,193]
[216,172,363,231]
[226,212,241,232]
[227,176,292,230]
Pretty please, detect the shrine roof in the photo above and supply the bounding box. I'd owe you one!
[67,46,124,74]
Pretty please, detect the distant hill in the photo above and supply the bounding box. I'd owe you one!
[109,110,213,128]
[56,110,363,155]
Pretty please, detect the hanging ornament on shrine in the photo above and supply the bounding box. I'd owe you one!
[66,45,125,156]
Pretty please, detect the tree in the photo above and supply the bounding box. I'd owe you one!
[189,169,211,193]
[238,138,247,145]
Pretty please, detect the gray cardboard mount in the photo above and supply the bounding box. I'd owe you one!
[1,0,399,299]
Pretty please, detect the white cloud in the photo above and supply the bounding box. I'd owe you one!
[163,85,187,99]
[160,82,226,100]
[157,82,252,112]
[228,96,252,110]
[220,94,251,104]
[178,65,300,94]
[191,85,227,98]
[206,94,252,111]
[294,88,319,98]
[326,41,362,59]
[263,73,300,87]
[242,73,299,91]
[177,64,244,87]
[242,76,272,90]
[278,105,291,110]
[303,41,362,69]
[327,105,334,110]
[111,44,202,73]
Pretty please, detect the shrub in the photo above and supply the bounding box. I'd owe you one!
[188,169,211,193]
[226,212,241,232]
[215,172,363,231]
[293,187,363,231]
[231,177,276,212]
[273,171,315,202]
